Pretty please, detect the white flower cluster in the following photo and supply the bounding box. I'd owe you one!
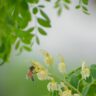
[28,50,91,96]
[47,81,80,96]
[81,62,90,80]
[47,81,58,92]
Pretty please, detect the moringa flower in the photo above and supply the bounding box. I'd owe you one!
[60,89,72,96]
[58,55,66,73]
[40,50,53,65]
[59,81,67,89]
[32,60,43,73]
[58,62,66,73]
[59,81,65,88]
[58,81,67,93]
[37,69,48,80]
[81,62,90,80]
[47,80,58,92]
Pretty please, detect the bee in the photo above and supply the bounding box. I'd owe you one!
[26,66,35,81]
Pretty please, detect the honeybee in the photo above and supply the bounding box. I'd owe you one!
[26,66,35,81]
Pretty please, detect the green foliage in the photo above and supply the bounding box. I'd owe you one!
[33,7,38,15]
[55,64,96,96]
[37,18,51,27]
[40,10,50,22]
[90,64,96,79]
[54,0,71,16]
[36,36,40,45]
[65,64,96,96]
[75,0,89,15]
[38,27,47,36]
[0,0,51,64]
[0,0,90,65]
[23,45,32,52]
[27,0,39,4]
[82,0,89,5]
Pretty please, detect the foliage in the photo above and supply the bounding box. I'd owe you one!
[75,0,89,15]
[28,50,96,96]
[0,0,89,65]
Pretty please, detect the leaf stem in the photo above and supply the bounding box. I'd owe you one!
[77,78,83,90]
[63,78,82,96]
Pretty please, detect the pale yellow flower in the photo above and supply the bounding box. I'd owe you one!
[32,60,43,73]
[47,81,58,92]
[58,55,66,73]
[58,82,67,93]
[45,56,53,65]
[32,60,41,67]
[37,69,48,80]
[59,82,65,88]
[81,62,90,80]
[58,62,66,73]
[73,94,80,96]
[59,81,67,89]
[60,89,72,96]
[40,50,53,65]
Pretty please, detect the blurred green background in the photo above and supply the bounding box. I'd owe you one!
[0,48,49,96]
[0,58,49,96]
[0,50,63,96]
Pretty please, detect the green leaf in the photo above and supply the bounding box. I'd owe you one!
[33,7,38,15]
[82,6,88,11]
[88,83,96,96]
[22,34,34,44]
[38,27,47,35]
[17,17,28,29]
[83,11,90,15]
[82,0,88,5]
[64,4,70,10]
[37,18,51,27]
[58,8,62,16]
[27,0,39,4]
[36,36,40,45]
[0,43,5,53]
[75,5,81,9]
[23,46,32,52]
[90,64,96,79]
[26,27,34,33]
[40,10,50,21]
[82,82,96,96]
[15,40,20,50]
[64,0,71,4]
[67,67,82,88]
[85,76,92,83]
[54,0,59,8]
[82,84,91,96]
[19,47,23,54]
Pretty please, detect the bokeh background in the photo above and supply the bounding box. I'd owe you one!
[0,0,96,96]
